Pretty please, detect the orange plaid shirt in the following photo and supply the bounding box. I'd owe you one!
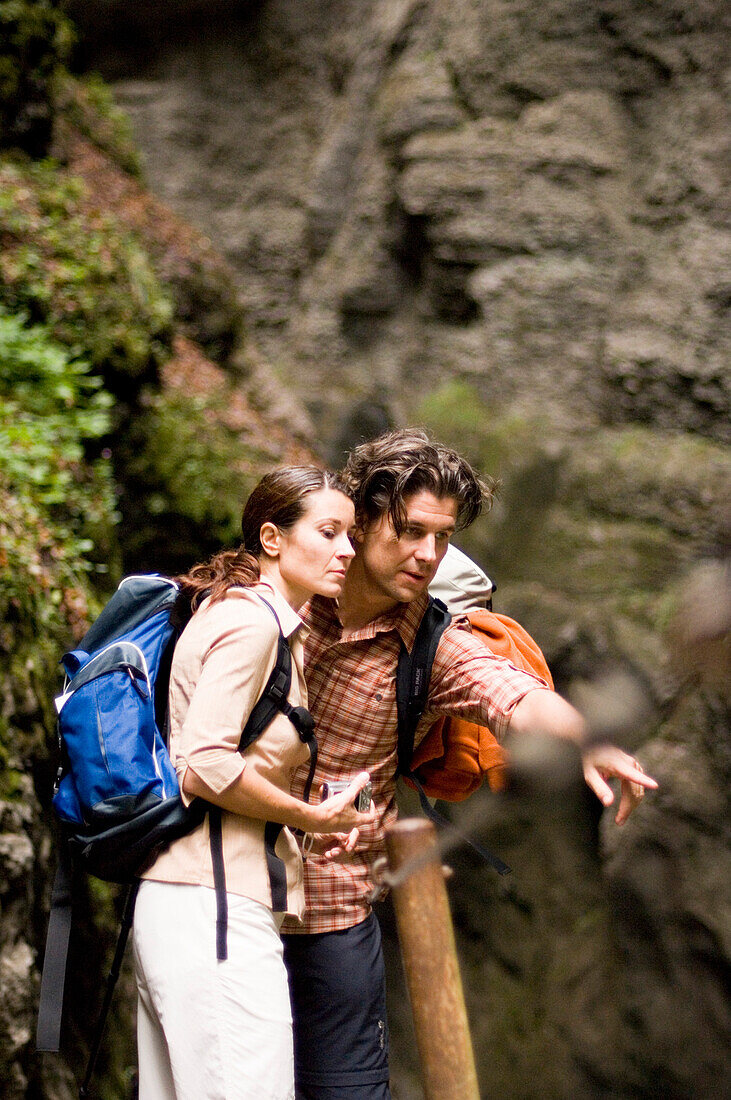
[282,593,549,934]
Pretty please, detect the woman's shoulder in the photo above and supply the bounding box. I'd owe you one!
[189,587,282,644]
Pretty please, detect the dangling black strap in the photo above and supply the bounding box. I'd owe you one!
[281,702,318,804]
[301,740,317,805]
[264,822,287,911]
[409,774,512,876]
[37,847,142,1100]
[209,595,318,952]
[208,806,228,961]
[36,845,74,1053]
[79,882,139,1098]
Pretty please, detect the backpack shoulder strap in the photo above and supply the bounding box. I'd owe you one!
[239,606,294,751]
[396,596,451,778]
[212,593,319,962]
[238,595,316,762]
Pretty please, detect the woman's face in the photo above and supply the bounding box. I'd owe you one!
[268,488,356,606]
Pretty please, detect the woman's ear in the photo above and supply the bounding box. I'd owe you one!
[259,522,281,558]
[352,523,366,545]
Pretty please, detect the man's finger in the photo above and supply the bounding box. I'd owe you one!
[622,759,658,789]
[615,776,647,825]
[583,765,615,807]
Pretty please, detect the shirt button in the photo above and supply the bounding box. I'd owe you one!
[375,693,382,701]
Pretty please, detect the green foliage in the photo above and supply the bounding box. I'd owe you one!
[0,0,75,155]
[118,387,264,570]
[0,307,118,810]
[135,392,255,529]
[0,308,118,640]
[0,155,173,378]
[0,57,252,1100]
[0,307,112,493]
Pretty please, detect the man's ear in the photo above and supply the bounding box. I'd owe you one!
[259,522,281,558]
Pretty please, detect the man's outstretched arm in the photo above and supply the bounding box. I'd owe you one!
[508,689,658,825]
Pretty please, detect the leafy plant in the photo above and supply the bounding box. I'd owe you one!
[0,308,118,638]
[0,155,173,379]
[116,386,264,571]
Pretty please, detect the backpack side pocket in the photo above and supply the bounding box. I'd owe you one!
[54,642,162,823]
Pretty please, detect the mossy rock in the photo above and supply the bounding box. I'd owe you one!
[560,428,730,552]
[416,382,728,589]
[414,381,725,737]
[56,71,142,177]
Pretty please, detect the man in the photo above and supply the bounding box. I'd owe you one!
[282,429,656,1100]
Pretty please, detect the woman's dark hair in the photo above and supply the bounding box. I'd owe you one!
[341,428,497,534]
[176,466,349,612]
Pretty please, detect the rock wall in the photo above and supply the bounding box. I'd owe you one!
[71,0,729,454]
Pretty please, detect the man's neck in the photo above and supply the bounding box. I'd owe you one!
[336,562,399,632]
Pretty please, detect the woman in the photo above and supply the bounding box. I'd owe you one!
[133,467,375,1100]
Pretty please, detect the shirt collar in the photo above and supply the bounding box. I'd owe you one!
[305,592,429,651]
[250,580,306,640]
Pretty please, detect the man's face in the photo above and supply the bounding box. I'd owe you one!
[355,490,458,607]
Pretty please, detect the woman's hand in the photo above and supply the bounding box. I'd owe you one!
[305,827,362,861]
[582,744,658,825]
[182,763,376,836]
[309,771,377,834]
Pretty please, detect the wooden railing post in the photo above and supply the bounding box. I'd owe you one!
[385,817,480,1100]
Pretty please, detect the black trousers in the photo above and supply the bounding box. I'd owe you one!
[282,912,391,1100]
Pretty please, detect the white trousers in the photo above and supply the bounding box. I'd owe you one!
[133,880,294,1100]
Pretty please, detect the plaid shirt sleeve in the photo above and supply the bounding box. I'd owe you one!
[421,620,551,743]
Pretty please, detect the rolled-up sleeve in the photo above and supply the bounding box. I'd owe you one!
[172,599,280,803]
[425,621,551,741]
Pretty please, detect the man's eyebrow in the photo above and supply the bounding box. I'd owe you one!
[404,520,456,534]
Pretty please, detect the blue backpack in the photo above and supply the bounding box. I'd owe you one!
[51,574,196,882]
[36,574,317,1094]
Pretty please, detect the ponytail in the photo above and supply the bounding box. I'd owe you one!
[176,546,260,612]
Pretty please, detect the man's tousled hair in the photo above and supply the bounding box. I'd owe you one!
[342,428,497,534]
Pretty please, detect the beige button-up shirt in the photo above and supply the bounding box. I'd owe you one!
[142,581,310,921]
